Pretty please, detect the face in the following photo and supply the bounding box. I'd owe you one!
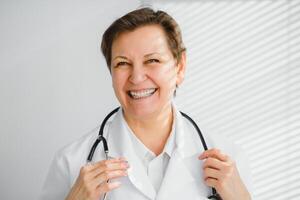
[110,25,186,120]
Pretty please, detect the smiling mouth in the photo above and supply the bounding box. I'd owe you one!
[127,88,158,99]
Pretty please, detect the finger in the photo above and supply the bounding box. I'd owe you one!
[92,169,127,188]
[202,157,223,170]
[204,177,218,189]
[199,148,229,162]
[203,167,222,181]
[91,161,130,178]
[88,157,128,173]
[92,157,128,169]
[79,164,97,180]
[199,148,225,161]
[98,181,122,194]
[80,158,128,181]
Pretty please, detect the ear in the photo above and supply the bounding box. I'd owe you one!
[175,51,186,86]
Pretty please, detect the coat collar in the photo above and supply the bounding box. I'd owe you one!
[174,106,200,157]
[107,109,156,199]
[156,106,209,199]
[106,105,209,199]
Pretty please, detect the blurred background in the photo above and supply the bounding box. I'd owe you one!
[0,0,299,199]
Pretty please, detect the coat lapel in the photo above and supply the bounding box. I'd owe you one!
[103,106,210,200]
[106,109,156,200]
[156,108,210,200]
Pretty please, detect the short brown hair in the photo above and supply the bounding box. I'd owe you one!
[101,7,186,70]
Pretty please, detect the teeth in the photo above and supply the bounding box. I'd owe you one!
[129,88,156,99]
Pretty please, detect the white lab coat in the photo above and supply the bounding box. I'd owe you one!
[40,106,252,200]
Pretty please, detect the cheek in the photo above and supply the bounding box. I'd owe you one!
[112,73,125,93]
[155,65,177,85]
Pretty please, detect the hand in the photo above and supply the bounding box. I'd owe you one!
[65,157,129,200]
[198,149,251,200]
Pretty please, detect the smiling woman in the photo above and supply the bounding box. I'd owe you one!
[110,24,185,157]
[40,7,252,200]
[110,25,185,122]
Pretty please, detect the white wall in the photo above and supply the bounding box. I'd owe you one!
[0,0,140,199]
[152,0,300,199]
[1,0,300,199]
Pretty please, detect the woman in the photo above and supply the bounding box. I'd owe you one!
[40,7,252,200]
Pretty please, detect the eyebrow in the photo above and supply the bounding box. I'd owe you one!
[112,56,128,61]
[144,53,161,57]
[112,52,164,61]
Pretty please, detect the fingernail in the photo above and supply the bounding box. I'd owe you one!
[121,162,130,168]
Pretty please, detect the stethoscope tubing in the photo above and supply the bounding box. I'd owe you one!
[87,107,119,163]
[179,111,220,200]
[87,107,221,200]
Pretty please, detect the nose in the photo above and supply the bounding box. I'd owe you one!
[129,64,147,84]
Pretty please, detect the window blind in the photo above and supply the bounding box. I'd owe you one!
[145,0,300,199]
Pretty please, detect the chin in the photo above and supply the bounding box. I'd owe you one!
[126,106,159,119]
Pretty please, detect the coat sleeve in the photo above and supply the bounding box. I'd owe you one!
[39,151,71,200]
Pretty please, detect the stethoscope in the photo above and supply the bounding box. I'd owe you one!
[87,107,221,200]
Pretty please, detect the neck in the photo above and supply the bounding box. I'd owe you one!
[123,104,174,155]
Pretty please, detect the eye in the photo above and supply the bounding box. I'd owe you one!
[146,59,160,64]
[115,61,129,67]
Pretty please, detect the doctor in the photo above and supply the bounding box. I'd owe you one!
[40,7,252,200]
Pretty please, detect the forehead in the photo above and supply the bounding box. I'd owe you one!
[111,25,171,57]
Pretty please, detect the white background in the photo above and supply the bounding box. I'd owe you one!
[0,0,139,199]
[152,0,300,199]
[1,0,299,199]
